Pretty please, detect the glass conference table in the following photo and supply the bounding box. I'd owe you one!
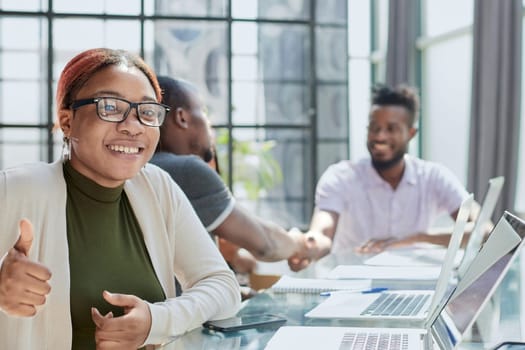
[157,250,523,350]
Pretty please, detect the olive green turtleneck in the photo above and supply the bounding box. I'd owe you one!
[63,161,165,349]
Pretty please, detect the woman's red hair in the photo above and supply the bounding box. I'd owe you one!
[56,48,161,121]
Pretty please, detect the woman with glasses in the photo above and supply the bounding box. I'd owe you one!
[0,48,240,349]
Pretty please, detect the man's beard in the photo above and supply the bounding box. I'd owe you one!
[190,140,213,163]
[370,145,407,171]
[202,148,214,163]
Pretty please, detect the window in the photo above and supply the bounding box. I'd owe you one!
[0,0,349,229]
[418,0,474,185]
[348,0,389,161]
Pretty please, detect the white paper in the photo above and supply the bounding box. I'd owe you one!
[327,265,442,281]
[364,248,464,267]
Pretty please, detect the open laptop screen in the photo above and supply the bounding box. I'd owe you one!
[458,176,505,277]
[432,212,525,349]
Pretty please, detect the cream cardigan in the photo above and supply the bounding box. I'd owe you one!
[0,161,240,349]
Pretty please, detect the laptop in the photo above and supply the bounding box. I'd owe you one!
[304,195,473,325]
[264,326,427,350]
[265,212,525,350]
[432,211,525,348]
[456,176,505,277]
[364,176,505,276]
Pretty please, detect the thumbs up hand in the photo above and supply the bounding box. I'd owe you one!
[0,219,52,316]
[14,219,34,256]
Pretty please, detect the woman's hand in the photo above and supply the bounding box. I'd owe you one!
[91,291,152,350]
[0,219,52,316]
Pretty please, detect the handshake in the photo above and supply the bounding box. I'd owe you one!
[286,228,326,272]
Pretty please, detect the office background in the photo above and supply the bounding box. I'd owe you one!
[0,0,523,230]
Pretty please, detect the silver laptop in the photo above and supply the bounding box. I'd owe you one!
[456,176,505,277]
[266,212,525,350]
[264,326,427,350]
[305,195,473,325]
[432,211,525,349]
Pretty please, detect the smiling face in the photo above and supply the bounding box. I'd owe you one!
[60,64,160,187]
[366,105,417,171]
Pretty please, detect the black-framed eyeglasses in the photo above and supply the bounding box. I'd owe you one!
[71,96,170,127]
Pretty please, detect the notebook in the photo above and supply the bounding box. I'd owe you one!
[266,212,525,350]
[364,176,504,277]
[270,275,372,294]
[305,195,473,324]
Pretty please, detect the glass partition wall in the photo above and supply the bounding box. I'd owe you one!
[0,0,348,228]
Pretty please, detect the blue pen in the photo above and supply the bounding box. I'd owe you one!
[320,287,388,297]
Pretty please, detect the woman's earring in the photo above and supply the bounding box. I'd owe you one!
[62,136,71,161]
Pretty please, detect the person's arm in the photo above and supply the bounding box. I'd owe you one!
[213,205,305,262]
[411,200,482,248]
[306,208,340,259]
[357,200,482,254]
[218,238,257,274]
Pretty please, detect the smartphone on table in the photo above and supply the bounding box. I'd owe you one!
[202,313,286,332]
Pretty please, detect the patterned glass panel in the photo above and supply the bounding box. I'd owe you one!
[155,0,228,17]
[317,142,348,183]
[231,128,312,227]
[316,0,346,24]
[317,84,347,138]
[258,24,311,81]
[154,20,228,124]
[258,0,310,20]
[316,27,347,81]
[232,81,310,125]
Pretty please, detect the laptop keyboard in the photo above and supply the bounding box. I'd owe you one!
[361,293,431,316]
[339,332,409,350]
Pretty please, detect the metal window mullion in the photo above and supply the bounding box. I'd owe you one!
[309,0,318,220]
[227,0,234,192]
[415,0,423,158]
[140,0,145,59]
[46,0,54,162]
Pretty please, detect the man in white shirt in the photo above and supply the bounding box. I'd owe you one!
[290,84,472,270]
